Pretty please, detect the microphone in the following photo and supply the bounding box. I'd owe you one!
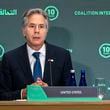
[48,59,54,86]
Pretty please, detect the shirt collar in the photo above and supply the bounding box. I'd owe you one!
[27,44,46,59]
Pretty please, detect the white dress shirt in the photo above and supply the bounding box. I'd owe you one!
[26,44,46,78]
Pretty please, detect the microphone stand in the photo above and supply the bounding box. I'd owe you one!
[48,59,54,86]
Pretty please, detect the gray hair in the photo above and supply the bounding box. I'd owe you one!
[22,8,49,29]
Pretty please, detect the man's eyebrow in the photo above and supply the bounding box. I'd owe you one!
[29,23,45,25]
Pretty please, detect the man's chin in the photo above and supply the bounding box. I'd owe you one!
[33,42,44,48]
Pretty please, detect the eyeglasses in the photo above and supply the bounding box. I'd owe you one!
[27,23,47,30]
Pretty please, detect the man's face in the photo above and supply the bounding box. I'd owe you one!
[22,13,48,50]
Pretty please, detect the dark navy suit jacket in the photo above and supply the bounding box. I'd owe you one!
[0,42,72,100]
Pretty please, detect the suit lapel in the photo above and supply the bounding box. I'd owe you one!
[43,43,55,86]
[18,44,34,83]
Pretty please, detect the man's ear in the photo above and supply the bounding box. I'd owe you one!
[22,28,26,37]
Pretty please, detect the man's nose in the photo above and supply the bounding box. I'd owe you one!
[34,26,40,33]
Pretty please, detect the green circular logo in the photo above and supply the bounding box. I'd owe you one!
[0,44,5,58]
[99,43,110,58]
[45,6,59,21]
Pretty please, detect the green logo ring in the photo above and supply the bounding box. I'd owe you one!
[0,44,5,58]
[99,43,110,58]
[45,6,59,21]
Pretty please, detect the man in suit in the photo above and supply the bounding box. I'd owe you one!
[0,8,72,100]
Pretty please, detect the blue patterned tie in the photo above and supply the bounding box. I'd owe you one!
[33,52,42,81]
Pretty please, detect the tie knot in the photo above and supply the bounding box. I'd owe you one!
[33,52,40,60]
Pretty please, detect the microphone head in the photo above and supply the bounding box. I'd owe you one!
[48,59,54,62]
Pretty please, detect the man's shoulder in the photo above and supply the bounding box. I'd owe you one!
[4,44,26,57]
[46,42,68,53]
